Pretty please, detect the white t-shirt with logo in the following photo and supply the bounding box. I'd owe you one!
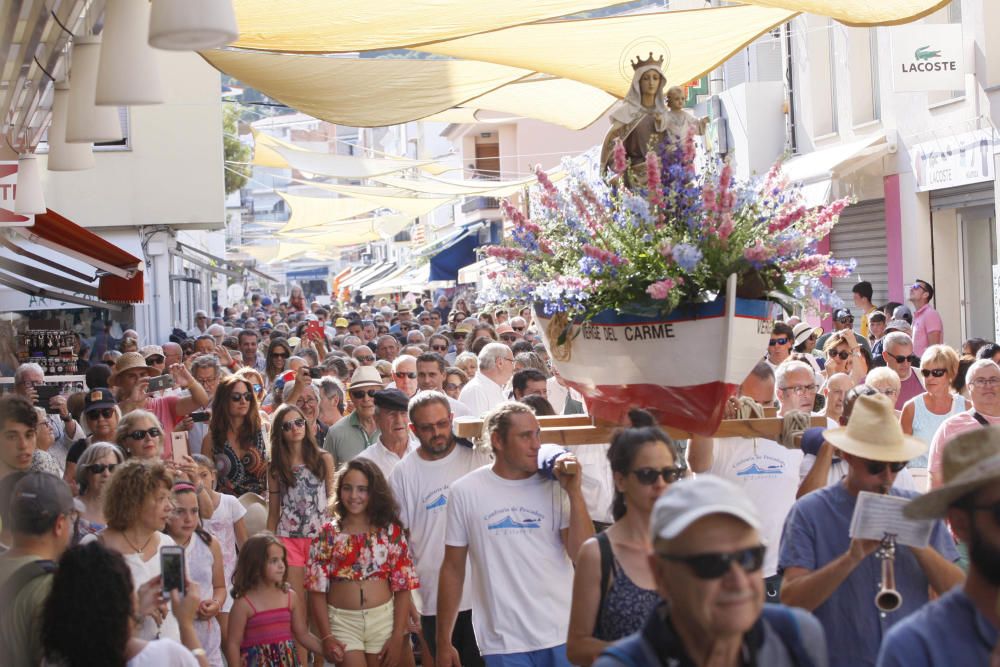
[389,444,491,616]
[709,437,803,578]
[445,466,573,655]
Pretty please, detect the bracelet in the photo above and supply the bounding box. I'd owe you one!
[191,648,207,657]
[321,633,337,642]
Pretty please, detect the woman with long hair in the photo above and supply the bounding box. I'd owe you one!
[566,409,686,666]
[264,338,293,388]
[42,541,210,666]
[201,375,268,498]
[307,459,418,667]
[73,442,125,543]
[267,404,335,665]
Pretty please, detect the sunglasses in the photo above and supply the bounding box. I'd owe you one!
[146,356,165,365]
[86,408,115,419]
[865,460,907,475]
[230,392,253,403]
[350,389,379,400]
[444,382,462,392]
[500,335,518,343]
[127,427,161,441]
[658,545,766,580]
[281,417,306,432]
[86,463,118,474]
[837,316,854,324]
[451,332,467,340]
[921,368,947,378]
[911,282,928,292]
[271,352,289,359]
[631,466,686,485]
[768,337,789,346]
[886,353,918,365]
[828,350,851,360]
[394,371,417,379]
[431,345,449,352]
[512,326,526,332]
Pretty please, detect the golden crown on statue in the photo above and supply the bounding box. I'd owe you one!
[631,51,665,70]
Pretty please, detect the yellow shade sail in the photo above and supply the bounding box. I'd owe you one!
[273,144,435,179]
[310,183,455,218]
[230,0,630,53]
[375,171,568,197]
[277,192,382,232]
[468,77,616,130]
[251,130,299,168]
[278,214,412,245]
[739,0,950,26]
[203,50,532,128]
[418,5,796,97]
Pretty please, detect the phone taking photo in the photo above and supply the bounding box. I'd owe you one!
[160,545,185,599]
[171,432,190,462]
[147,374,174,393]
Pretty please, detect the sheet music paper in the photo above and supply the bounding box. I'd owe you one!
[848,491,933,548]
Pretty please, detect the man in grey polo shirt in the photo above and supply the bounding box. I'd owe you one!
[323,366,383,468]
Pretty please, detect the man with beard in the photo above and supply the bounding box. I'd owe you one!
[779,395,963,667]
[877,427,1000,665]
[389,391,489,667]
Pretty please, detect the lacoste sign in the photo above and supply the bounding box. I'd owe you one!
[891,24,966,92]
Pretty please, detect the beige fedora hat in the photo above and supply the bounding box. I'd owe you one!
[349,365,385,390]
[109,351,158,384]
[905,427,1000,519]
[238,492,268,536]
[823,394,927,462]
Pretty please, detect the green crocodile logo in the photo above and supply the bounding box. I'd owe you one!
[915,46,942,61]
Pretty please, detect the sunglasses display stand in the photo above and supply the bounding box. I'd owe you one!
[454,412,827,447]
[16,329,79,376]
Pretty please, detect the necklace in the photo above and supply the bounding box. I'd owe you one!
[122,529,154,554]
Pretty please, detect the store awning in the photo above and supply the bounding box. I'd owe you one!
[331,266,352,292]
[457,257,502,285]
[781,133,890,207]
[416,224,485,282]
[341,262,390,290]
[3,211,145,304]
[170,243,244,279]
[357,262,402,289]
[363,264,433,297]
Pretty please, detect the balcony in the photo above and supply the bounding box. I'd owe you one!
[460,196,501,224]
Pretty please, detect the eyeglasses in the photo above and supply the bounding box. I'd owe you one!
[230,392,253,403]
[86,408,115,419]
[86,463,118,474]
[281,418,306,432]
[657,545,766,580]
[828,350,851,361]
[921,368,947,378]
[877,387,899,397]
[127,427,161,441]
[431,345,449,352]
[350,389,379,400]
[780,384,817,395]
[444,382,462,392]
[394,371,417,379]
[413,418,451,434]
[631,466,686,485]
[971,377,1000,388]
[768,337,789,347]
[17,379,41,389]
[865,460,907,475]
[296,396,318,407]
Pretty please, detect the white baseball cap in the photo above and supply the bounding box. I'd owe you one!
[650,475,761,540]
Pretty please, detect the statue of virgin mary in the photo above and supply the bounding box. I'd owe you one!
[600,53,667,185]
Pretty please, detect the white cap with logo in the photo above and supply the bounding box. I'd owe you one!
[650,475,761,541]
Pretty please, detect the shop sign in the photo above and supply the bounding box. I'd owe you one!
[891,24,965,92]
[0,161,32,227]
[911,128,998,192]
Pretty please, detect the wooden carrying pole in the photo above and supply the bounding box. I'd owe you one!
[454,413,826,445]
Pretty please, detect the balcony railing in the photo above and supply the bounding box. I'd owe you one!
[462,196,500,214]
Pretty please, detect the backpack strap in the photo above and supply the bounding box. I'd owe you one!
[593,530,614,635]
[599,635,644,667]
[0,559,57,620]
[761,605,813,667]
[973,412,991,427]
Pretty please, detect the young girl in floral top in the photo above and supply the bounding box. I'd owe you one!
[266,403,335,666]
[307,458,419,667]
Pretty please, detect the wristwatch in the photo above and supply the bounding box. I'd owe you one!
[60,414,72,422]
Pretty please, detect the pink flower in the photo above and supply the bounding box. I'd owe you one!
[717,213,734,240]
[646,152,664,208]
[683,126,697,164]
[659,240,674,261]
[768,206,806,234]
[744,239,773,264]
[582,244,625,266]
[646,277,680,300]
[612,138,628,174]
[500,199,525,226]
[485,246,526,261]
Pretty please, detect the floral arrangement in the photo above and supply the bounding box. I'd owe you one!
[480,129,855,321]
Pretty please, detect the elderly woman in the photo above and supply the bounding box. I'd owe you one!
[865,367,902,413]
[82,459,181,641]
[455,352,478,380]
[901,344,967,473]
[65,388,120,490]
[443,367,469,401]
[116,410,166,461]
[374,359,393,386]
[73,442,125,543]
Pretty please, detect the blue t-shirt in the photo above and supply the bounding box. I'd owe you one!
[778,483,959,667]
[876,586,998,667]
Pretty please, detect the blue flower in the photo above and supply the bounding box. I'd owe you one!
[673,243,703,272]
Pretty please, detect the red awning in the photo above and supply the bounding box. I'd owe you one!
[10,209,145,303]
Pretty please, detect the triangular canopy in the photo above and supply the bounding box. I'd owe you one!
[273,144,437,179]
[277,192,382,232]
[310,184,455,218]
[739,0,950,26]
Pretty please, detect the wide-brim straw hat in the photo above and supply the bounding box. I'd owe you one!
[109,352,158,384]
[350,365,385,389]
[823,394,927,462]
[238,493,268,536]
[905,427,1000,519]
[792,322,823,348]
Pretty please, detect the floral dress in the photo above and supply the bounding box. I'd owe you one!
[276,464,326,538]
[215,430,268,497]
[306,521,419,594]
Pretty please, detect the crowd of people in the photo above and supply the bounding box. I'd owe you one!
[0,279,998,667]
